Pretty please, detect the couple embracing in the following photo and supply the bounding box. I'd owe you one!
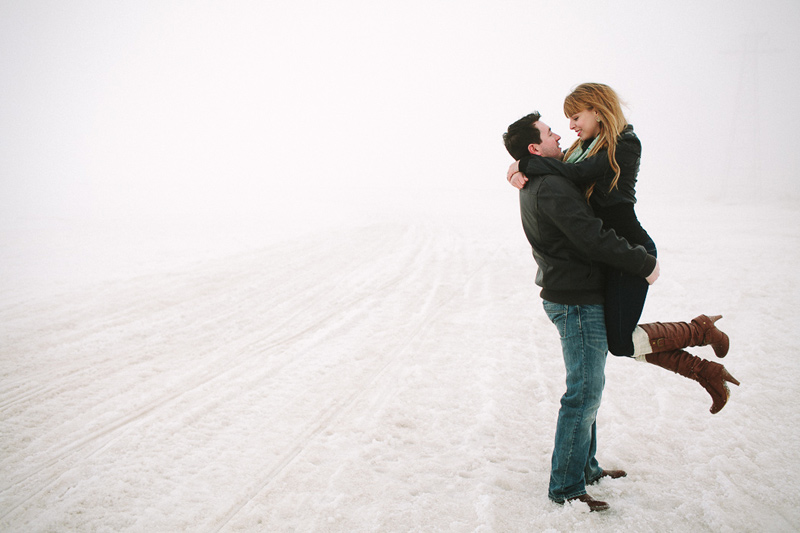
[503,83,740,511]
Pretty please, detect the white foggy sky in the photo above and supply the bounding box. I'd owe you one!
[1,0,799,223]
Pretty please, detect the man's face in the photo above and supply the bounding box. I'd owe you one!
[531,121,562,159]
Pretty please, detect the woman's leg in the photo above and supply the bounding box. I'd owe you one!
[605,240,656,357]
[637,315,730,357]
[643,349,740,414]
[604,270,649,356]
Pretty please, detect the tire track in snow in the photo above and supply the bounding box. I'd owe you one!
[0,232,374,413]
[207,230,501,532]
[0,225,417,417]
[0,225,435,522]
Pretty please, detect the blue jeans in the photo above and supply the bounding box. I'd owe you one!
[605,239,657,356]
[543,300,608,502]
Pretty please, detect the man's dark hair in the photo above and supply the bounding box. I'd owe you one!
[503,112,541,160]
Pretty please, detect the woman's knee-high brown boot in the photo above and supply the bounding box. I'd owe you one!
[645,349,740,414]
[639,314,730,357]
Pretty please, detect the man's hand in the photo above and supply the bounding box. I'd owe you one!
[507,160,528,190]
[646,259,660,285]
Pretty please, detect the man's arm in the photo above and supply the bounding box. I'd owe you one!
[538,176,657,279]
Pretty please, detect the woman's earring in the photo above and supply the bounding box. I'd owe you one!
[596,116,601,122]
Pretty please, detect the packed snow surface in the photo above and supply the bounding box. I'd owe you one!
[1,195,799,532]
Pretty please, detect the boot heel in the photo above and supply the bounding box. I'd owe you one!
[695,314,729,358]
[723,369,740,387]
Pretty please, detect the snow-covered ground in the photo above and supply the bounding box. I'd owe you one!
[1,192,799,532]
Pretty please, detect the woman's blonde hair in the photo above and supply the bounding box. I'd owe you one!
[563,83,628,200]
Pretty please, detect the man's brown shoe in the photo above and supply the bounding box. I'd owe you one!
[565,494,610,512]
[588,469,627,485]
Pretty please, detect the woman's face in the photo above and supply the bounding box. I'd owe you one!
[569,108,600,140]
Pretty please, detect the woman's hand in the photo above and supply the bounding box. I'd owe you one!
[507,160,528,190]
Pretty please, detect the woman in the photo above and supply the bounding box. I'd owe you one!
[507,83,739,413]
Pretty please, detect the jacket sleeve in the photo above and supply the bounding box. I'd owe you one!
[537,176,656,277]
[519,153,613,186]
[519,134,641,188]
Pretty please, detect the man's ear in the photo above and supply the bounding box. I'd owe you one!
[527,143,540,155]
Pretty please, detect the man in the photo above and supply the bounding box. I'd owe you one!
[503,112,659,511]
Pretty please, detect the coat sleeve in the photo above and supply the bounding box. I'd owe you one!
[519,134,641,189]
[519,153,613,186]
[537,176,656,277]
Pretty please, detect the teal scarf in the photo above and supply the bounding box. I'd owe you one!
[565,137,600,163]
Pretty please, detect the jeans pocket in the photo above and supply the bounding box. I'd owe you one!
[542,300,569,338]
